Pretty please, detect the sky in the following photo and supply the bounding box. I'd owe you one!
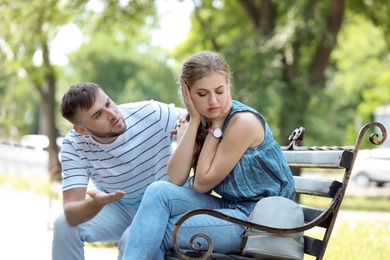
[152,0,193,49]
[50,0,193,65]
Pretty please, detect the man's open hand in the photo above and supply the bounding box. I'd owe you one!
[87,189,125,205]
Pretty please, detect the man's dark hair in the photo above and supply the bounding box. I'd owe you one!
[60,82,101,124]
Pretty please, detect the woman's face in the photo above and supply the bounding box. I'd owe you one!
[189,73,230,119]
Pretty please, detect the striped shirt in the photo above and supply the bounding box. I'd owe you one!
[60,100,183,208]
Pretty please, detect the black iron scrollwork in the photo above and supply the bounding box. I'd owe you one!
[172,231,213,260]
[354,122,387,152]
[286,126,305,150]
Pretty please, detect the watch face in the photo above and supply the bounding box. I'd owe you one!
[213,128,222,138]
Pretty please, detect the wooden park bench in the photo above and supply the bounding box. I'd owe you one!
[166,121,387,260]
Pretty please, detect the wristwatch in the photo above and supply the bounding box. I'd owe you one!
[208,127,223,138]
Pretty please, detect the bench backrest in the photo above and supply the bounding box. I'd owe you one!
[284,149,352,258]
[278,123,387,259]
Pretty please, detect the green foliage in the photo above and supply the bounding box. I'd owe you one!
[66,35,179,98]
[348,0,390,49]
[0,76,40,139]
[173,1,390,146]
[121,53,181,104]
[82,0,157,37]
[1,0,159,139]
[57,32,182,135]
[329,14,390,146]
[2,0,390,148]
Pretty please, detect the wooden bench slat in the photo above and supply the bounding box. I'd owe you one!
[294,176,342,198]
[283,150,353,169]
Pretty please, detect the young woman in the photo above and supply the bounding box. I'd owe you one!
[122,51,295,260]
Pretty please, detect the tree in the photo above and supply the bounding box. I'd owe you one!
[174,0,390,147]
[330,14,390,147]
[0,0,157,181]
[174,1,342,143]
[57,32,182,135]
[1,0,80,181]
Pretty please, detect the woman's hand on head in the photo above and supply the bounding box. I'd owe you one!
[181,80,201,122]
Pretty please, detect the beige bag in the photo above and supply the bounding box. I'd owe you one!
[242,196,305,260]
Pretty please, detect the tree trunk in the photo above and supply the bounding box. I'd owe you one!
[238,0,274,36]
[42,75,61,182]
[310,0,344,85]
[38,42,62,182]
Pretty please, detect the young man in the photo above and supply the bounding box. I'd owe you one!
[52,82,184,259]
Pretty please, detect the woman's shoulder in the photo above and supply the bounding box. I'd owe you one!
[229,101,264,123]
[226,110,264,144]
[229,110,259,125]
[231,100,260,115]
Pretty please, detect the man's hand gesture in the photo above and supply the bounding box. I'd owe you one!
[87,189,125,206]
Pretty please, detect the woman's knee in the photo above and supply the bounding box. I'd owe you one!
[145,181,177,198]
[146,180,173,191]
[142,181,189,210]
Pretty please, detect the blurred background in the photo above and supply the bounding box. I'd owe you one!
[1,0,389,259]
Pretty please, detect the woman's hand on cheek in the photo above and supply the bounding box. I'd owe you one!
[181,80,201,121]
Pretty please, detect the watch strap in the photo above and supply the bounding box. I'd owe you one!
[208,127,222,138]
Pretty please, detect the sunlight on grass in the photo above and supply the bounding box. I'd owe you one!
[300,194,390,212]
[304,219,390,260]
[0,173,52,196]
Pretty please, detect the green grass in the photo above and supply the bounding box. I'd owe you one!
[299,192,390,259]
[305,220,390,260]
[300,194,390,212]
[0,173,53,196]
[340,196,390,212]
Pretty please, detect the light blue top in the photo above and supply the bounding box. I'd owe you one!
[212,100,295,215]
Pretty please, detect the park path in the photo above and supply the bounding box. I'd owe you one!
[0,185,118,260]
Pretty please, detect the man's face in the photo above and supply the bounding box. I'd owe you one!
[74,88,126,144]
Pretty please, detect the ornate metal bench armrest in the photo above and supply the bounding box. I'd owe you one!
[172,195,340,260]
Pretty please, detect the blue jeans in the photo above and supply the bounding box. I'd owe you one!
[52,200,137,260]
[122,181,248,260]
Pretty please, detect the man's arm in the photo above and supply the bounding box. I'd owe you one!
[63,188,125,226]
